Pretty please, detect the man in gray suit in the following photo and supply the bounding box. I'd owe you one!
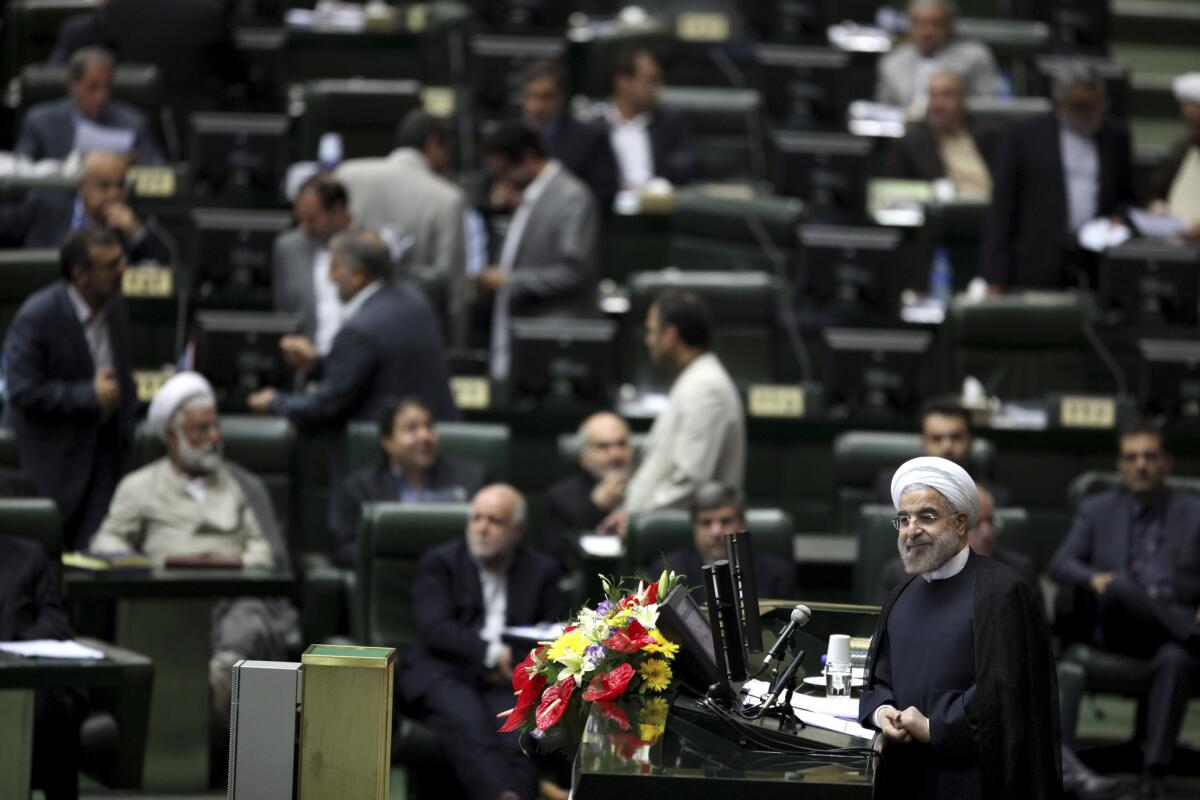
[271,173,352,354]
[480,122,600,380]
[17,47,163,165]
[337,111,467,345]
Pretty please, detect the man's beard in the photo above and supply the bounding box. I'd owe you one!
[177,437,222,475]
[898,532,963,575]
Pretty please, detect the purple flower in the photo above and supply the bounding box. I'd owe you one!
[585,645,605,662]
[596,600,614,615]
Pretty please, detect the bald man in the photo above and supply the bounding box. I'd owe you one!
[859,457,1060,799]
[545,412,634,551]
[0,150,169,262]
[400,484,567,800]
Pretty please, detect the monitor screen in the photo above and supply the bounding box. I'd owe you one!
[753,44,849,128]
[192,311,301,411]
[797,224,904,322]
[509,317,618,405]
[190,208,293,309]
[1100,240,1200,326]
[771,130,874,214]
[822,326,933,413]
[1139,338,1200,420]
[189,112,289,201]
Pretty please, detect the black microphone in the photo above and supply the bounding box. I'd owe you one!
[762,648,808,711]
[761,604,811,670]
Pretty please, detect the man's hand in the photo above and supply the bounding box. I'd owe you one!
[478,268,508,292]
[590,470,628,512]
[93,367,120,416]
[247,388,276,415]
[279,335,317,372]
[877,705,911,744]
[898,706,931,744]
[102,202,143,239]
[1090,571,1115,596]
[595,507,629,539]
[490,181,521,210]
[484,645,515,685]
[1186,221,1200,241]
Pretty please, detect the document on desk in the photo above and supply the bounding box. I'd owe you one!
[743,679,874,740]
[0,640,105,659]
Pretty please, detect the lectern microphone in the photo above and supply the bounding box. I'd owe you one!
[761,604,812,669]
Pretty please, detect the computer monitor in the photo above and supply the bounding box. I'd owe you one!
[192,311,301,411]
[298,80,424,161]
[1099,240,1200,326]
[469,34,566,122]
[189,112,290,201]
[1138,338,1200,419]
[796,224,905,321]
[822,326,933,413]
[753,44,849,128]
[508,317,618,405]
[771,130,874,214]
[190,208,293,309]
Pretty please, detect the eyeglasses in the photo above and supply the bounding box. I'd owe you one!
[891,512,941,530]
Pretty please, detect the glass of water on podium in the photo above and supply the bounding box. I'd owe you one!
[825,634,853,697]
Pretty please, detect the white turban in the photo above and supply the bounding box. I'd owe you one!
[1174,73,1200,105]
[147,372,216,442]
[890,456,981,529]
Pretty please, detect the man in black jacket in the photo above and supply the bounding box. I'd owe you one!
[331,396,487,566]
[400,484,566,800]
[545,411,634,551]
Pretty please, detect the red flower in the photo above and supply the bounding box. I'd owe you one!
[594,700,631,730]
[581,663,635,702]
[535,676,576,730]
[510,646,544,693]
[498,670,546,733]
[602,619,656,654]
[643,581,658,605]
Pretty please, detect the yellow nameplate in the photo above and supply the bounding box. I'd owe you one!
[1059,396,1116,429]
[676,12,731,42]
[134,370,172,403]
[748,384,805,418]
[122,266,173,298]
[451,376,490,410]
[421,86,455,116]
[127,167,176,198]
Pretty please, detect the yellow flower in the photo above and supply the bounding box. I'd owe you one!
[638,658,672,692]
[546,629,588,663]
[642,629,679,660]
[639,697,670,727]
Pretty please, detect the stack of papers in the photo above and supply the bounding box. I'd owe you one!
[743,678,875,739]
[0,640,106,660]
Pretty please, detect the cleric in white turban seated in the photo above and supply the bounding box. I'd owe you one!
[857,457,1062,800]
[89,371,299,716]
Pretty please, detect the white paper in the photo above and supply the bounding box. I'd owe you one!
[742,679,875,739]
[0,640,105,660]
[1129,208,1188,239]
[578,534,624,558]
[1077,217,1132,253]
[74,118,135,157]
[504,624,564,642]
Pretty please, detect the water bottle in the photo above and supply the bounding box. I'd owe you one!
[318,132,344,171]
[825,634,853,697]
[929,247,953,304]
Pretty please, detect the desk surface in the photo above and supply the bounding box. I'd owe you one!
[0,637,151,689]
[64,568,295,600]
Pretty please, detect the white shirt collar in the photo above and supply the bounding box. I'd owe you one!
[65,284,102,324]
[389,147,431,173]
[922,544,970,583]
[606,102,650,129]
[340,279,384,321]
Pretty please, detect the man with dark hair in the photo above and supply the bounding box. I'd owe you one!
[331,396,487,566]
[2,227,136,549]
[338,110,468,344]
[481,122,599,380]
[17,46,163,164]
[602,48,698,188]
[521,59,619,209]
[624,291,744,514]
[272,174,352,353]
[646,482,799,599]
[1050,422,1200,799]
[0,149,168,261]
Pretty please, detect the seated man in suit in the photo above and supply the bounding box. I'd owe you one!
[1148,72,1200,240]
[600,48,699,189]
[271,174,353,355]
[647,482,798,599]
[480,123,599,381]
[0,149,169,262]
[0,535,86,799]
[400,484,566,800]
[875,0,1002,117]
[545,412,634,553]
[521,59,619,210]
[17,46,163,164]
[1050,421,1200,800]
[331,396,487,567]
[90,371,299,719]
[884,70,997,198]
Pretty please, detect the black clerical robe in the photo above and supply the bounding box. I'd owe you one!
[859,549,1061,800]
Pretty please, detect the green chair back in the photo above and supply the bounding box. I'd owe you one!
[555,431,649,475]
[18,62,162,112]
[0,249,60,346]
[346,420,510,481]
[297,79,423,160]
[624,507,793,576]
[0,497,64,570]
[667,188,802,274]
[1067,470,1200,510]
[657,86,767,182]
[0,427,20,470]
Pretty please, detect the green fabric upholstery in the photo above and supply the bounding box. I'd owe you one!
[0,426,19,470]
[297,79,423,160]
[555,431,649,475]
[354,501,469,649]
[0,249,59,346]
[1067,470,1200,510]
[18,63,162,112]
[0,497,63,564]
[667,189,802,274]
[346,420,511,481]
[623,507,794,576]
[657,86,767,182]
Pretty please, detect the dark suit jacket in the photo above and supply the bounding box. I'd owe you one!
[270,281,459,428]
[878,544,1035,602]
[1049,487,1200,610]
[545,471,607,554]
[543,112,619,212]
[0,536,73,641]
[649,106,700,186]
[0,189,170,262]
[981,111,1136,289]
[883,120,999,183]
[401,539,567,702]
[650,546,799,600]
[331,455,488,566]
[17,97,164,165]
[2,282,136,523]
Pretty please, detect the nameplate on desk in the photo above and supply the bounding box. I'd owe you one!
[122,266,172,298]
[748,384,805,418]
[421,86,455,116]
[450,376,489,410]
[1058,396,1116,429]
[676,12,731,42]
[127,167,176,197]
[134,370,172,403]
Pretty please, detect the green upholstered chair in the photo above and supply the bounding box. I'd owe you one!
[832,431,996,536]
[3,0,97,78]
[1067,470,1200,510]
[0,426,20,470]
[623,507,794,577]
[0,249,60,346]
[667,189,802,274]
[625,269,781,390]
[554,430,649,476]
[657,86,767,182]
[18,62,162,113]
[296,79,423,160]
[345,420,511,482]
[0,497,63,571]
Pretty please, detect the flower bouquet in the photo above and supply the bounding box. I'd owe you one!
[497,570,684,755]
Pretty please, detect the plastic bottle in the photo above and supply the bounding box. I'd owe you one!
[929,246,953,304]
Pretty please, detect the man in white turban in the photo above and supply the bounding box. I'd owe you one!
[1150,72,1200,239]
[858,456,1062,800]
